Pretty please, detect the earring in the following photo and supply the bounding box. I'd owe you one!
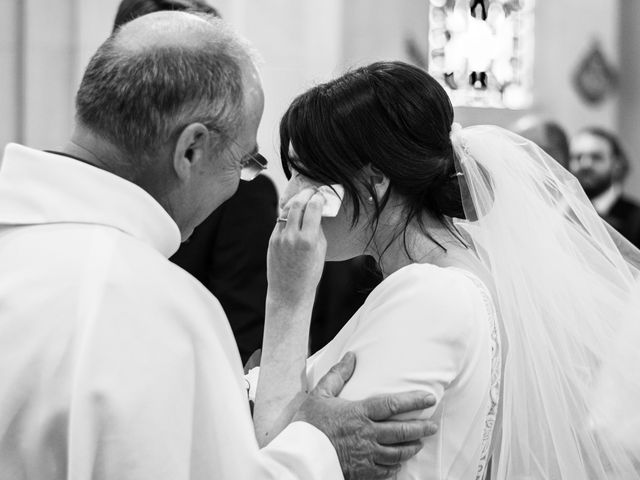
[367,196,374,203]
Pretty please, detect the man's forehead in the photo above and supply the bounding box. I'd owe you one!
[573,133,610,151]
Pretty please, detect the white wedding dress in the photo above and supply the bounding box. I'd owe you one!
[250,262,500,479]
[306,263,500,480]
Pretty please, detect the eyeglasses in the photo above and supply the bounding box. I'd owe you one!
[240,151,268,181]
[203,125,268,181]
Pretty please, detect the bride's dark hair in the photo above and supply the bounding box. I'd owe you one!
[280,61,465,255]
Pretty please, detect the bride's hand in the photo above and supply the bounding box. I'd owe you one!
[257,188,326,445]
[267,188,326,309]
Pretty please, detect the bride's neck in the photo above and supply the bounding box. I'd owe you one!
[368,212,475,278]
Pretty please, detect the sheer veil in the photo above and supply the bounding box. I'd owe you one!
[449,124,640,479]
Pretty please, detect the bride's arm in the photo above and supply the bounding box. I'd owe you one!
[253,295,314,446]
[252,189,326,447]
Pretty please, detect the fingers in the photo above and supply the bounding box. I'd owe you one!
[373,440,424,466]
[362,391,436,421]
[279,188,326,232]
[282,188,316,230]
[300,192,325,234]
[374,419,437,445]
[311,352,356,398]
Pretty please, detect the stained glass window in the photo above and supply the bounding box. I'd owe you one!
[428,0,535,109]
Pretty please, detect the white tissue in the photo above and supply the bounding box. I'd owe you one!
[318,184,345,217]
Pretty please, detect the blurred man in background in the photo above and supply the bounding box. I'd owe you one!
[513,115,570,169]
[570,127,640,247]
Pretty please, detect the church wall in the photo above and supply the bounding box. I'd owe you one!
[0,0,636,199]
[619,0,640,200]
[0,0,20,148]
[340,0,620,133]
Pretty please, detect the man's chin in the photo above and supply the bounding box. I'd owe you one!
[582,181,612,199]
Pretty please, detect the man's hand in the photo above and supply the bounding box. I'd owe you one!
[293,352,437,480]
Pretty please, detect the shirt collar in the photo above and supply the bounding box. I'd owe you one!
[591,183,622,216]
[0,143,181,258]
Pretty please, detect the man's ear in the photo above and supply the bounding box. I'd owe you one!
[173,123,210,181]
[363,164,390,201]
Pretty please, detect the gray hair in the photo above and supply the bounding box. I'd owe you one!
[75,15,254,172]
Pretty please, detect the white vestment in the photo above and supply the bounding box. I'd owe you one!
[0,144,342,480]
[249,263,500,480]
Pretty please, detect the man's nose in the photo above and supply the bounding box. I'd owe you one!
[573,154,593,169]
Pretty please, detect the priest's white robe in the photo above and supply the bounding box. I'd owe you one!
[0,144,342,480]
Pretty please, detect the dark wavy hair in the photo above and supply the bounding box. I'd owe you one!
[279,61,464,259]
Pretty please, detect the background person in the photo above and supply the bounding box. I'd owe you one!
[512,115,570,169]
[570,126,640,247]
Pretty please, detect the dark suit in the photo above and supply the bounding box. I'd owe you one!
[310,257,382,354]
[602,195,640,248]
[171,175,278,363]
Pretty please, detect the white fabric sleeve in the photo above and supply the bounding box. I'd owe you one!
[334,266,478,419]
[244,374,342,478]
[259,422,343,480]
[72,325,342,480]
[65,253,343,480]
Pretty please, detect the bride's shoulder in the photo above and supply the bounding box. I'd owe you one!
[366,263,487,323]
[352,263,490,355]
[376,263,482,299]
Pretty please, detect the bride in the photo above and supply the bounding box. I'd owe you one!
[251,61,640,479]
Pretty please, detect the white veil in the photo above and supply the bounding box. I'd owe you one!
[449,125,640,479]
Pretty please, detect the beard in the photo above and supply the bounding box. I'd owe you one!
[573,170,614,199]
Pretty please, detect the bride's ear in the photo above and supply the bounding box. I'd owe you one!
[363,164,390,202]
